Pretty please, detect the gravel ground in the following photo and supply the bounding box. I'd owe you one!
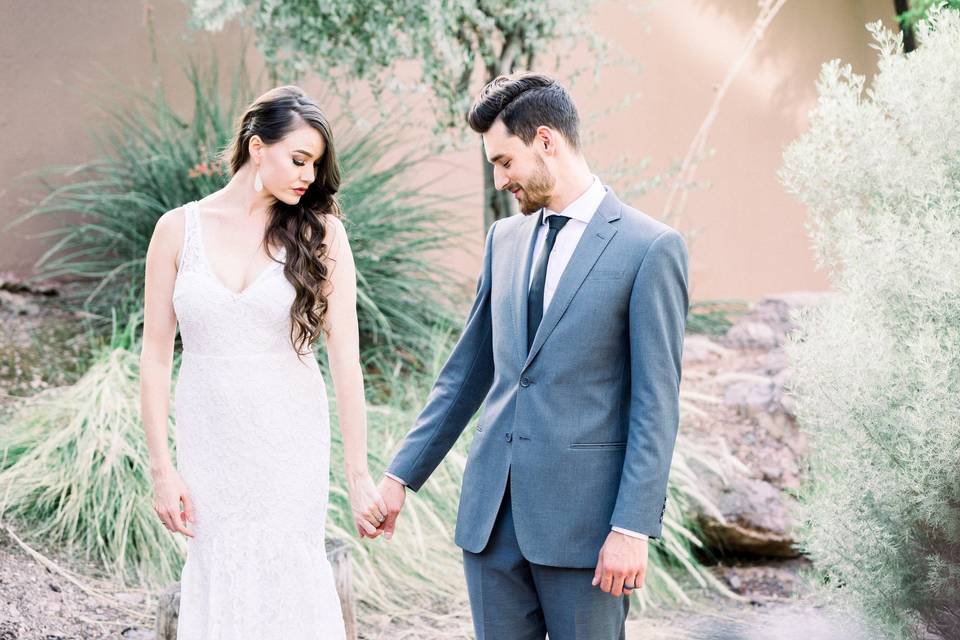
[0,525,155,640]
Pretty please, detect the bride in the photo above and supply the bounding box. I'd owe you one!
[139,85,386,638]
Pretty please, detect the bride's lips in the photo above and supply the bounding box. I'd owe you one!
[292,187,306,195]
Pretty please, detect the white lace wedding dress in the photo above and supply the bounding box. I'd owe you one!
[170,200,346,639]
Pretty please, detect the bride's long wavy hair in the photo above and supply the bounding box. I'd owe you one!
[219,86,342,356]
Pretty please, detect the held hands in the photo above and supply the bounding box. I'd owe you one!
[346,467,389,538]
[373,475,406,540]
[152,466,195,538]
[592,530,648,597]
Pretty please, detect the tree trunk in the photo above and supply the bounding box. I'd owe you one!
[482,147,516,230]
[894,0,917,52]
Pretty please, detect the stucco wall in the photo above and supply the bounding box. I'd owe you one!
[0,0,899,302]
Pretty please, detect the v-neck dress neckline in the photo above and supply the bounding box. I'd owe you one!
[190,200,286,299]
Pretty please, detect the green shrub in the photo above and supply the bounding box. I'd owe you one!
[779,6,960,638]
[8,54,464,391]
[685,299,748,336]
[0,314,181,587]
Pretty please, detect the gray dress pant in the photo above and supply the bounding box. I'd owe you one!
[462,470,630,640]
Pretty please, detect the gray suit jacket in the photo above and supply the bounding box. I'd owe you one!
[386,186,689,568]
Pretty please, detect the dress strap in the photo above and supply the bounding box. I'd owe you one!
[178,201,203,274]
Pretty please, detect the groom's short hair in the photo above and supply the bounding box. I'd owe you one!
[467,72,581,151]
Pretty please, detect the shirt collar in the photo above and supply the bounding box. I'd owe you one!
[541,175,605,225]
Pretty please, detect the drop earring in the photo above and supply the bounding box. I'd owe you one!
[253,167,263,192]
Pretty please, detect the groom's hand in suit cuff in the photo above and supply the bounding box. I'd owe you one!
[377,474,407,540]
[592,530,648,597]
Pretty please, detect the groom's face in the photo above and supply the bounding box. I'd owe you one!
[483,119,556,215]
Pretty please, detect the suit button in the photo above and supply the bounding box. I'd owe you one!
[505,432,513,442]
[519,377,531,387]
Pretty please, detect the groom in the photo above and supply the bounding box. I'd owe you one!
[376,72,689,639]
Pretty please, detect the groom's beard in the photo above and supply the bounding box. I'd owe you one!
[513,156,556,215]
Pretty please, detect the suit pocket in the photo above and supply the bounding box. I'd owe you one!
[569,441,627,450]
[587,268,625,281]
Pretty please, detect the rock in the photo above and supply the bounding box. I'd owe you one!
[723,321,779,350]
[683,335,730,365]
[0,272,59,296]
[0,291,41,316]
[721,292,832,350]
[723,376,776,417]
[760,465,783,483]
[771,368,796,418]
[760,349,790,375]
[754,411,796,447]
[697,475,798,558]
[714,560,811,598]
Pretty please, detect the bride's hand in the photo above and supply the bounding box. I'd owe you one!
[151,465,196,538]
[346,467,388,538]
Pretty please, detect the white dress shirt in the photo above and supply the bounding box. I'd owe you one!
[385,176,649,541]
[528,175,606,309]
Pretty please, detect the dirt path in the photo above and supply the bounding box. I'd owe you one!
[625,598,872,640]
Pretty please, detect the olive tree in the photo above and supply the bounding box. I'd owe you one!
[187,0,601,229]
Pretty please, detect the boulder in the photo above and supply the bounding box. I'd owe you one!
[721,292,831,350]
[697,474,799,558]
[683,334,731,365]
[723,375,776,417]
[722,321,779,350]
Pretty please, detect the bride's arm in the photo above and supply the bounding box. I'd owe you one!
[320,215,387,537]
[140,207,195,537]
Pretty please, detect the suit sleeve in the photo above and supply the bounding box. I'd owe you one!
[385,220,498,491]
[610,229,689,538]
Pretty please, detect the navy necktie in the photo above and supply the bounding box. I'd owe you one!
[527,214,571,352]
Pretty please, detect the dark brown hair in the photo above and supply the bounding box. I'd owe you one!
[219,85,341,356]
[467,72,581,150]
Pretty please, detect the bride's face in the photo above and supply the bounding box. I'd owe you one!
[250,122,326,205]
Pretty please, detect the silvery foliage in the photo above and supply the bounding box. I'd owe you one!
[779,5,960,638]
[186,0,593,136]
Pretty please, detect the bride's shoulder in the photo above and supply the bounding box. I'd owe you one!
[145,205,190,270]
[153,203,188,239]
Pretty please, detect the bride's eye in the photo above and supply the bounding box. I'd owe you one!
[293,159,305,166]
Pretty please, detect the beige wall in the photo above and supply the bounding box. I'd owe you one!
[579,0,895,301]
[0,0,899,302]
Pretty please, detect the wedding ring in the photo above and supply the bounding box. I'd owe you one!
[624,583,635,589]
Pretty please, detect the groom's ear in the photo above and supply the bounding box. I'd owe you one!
[536,125,559,156]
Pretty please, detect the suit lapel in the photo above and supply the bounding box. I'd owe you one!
[522,189,622,370]
[509,211,542,367]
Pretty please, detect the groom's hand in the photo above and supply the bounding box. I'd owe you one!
[377,475,407,540]
[592,530,648,597]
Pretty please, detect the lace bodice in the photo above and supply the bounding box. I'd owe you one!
[173,200,298,358]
